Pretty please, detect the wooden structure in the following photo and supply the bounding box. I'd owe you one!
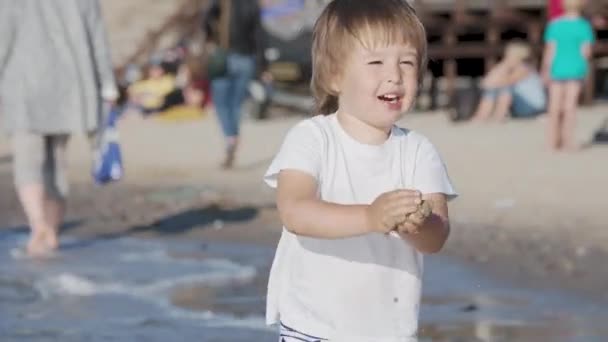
[114,0,207,78]
[116,0,608,108]
[415,0,608,106]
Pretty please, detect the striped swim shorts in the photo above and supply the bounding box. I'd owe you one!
[279,322,327,342]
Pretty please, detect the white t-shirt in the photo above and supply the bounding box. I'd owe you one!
[264,114,457,341]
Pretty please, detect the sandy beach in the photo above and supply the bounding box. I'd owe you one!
[1,104,608,340]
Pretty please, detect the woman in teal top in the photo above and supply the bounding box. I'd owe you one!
[542,0,594,152]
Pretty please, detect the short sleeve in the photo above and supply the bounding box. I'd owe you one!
[263,120,323,188]
[582,20,595,44]
[544,21,556,43]
[413,137,458,200]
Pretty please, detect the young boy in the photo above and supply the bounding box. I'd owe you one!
[264,0,457,340]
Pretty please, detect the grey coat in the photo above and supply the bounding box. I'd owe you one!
[0,0,117,134]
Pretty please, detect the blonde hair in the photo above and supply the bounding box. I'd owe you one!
[311,0,427,114]
[504,41,531,62]
[562,0,585,12]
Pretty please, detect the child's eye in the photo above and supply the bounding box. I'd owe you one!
[367,61,382,65]
[400,60,415,66]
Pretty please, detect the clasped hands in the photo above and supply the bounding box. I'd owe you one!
[367,189,432,235]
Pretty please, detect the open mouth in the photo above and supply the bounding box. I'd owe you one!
[377,94,402,104]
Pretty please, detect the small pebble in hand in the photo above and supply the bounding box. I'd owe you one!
[416,200,432,219]
[393,200,432,235]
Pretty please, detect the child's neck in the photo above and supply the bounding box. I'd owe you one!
[336,111,391,145]
[563,10,581,18]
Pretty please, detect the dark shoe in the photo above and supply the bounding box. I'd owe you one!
[221,146,236,169]
[594,130,608,144]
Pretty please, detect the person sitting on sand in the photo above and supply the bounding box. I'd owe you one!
[472,41,547,122]
[127,57,177,114]
[140,55,210,119]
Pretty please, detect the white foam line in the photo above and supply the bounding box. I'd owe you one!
[118,249,205,265]
[34,256,257,299]
[204,316,274,331]
[139,270,256,296]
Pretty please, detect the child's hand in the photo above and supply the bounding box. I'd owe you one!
[366,190,422,234]
[396,200,432,235]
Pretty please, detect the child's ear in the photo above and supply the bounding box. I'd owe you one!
[329,75,341,95]
[330,83,340,94]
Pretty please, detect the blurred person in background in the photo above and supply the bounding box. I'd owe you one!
[542,0,594,151]
[0,0,117,256]
[127,57,177,114]
[144,55,210,116]
[472,41,546,122]
[202,0,267,169]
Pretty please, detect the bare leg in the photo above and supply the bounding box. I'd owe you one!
[547,82,565,151]
[41,135,69,250]
[18,187,64,255]
[15,134,68,256]
[561,80,582,151]
[493,92,513,122]
[471,97,495,122]
[12,133,53,256]
[17,184,54,256]
[43,198,65,250]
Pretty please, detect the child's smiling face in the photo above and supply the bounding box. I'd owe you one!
[334,40,419,131]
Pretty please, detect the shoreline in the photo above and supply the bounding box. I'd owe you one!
[3,179,605,304]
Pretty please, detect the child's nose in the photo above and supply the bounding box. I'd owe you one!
[386,65,403,84]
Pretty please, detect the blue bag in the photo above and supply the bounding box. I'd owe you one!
[93,106,123,185]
